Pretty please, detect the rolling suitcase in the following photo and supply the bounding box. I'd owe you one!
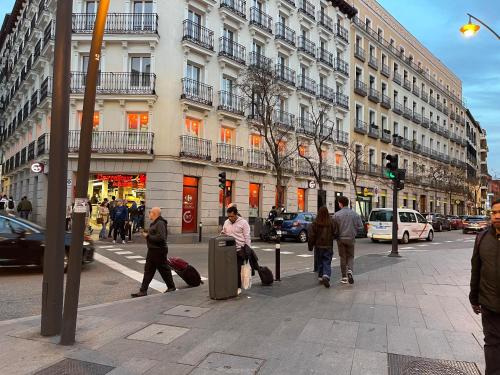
[167,257,203,287]
[258,266,274,286]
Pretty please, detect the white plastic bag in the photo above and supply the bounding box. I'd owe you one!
[241,261,252,290]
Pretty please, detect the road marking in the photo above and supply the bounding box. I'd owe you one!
[432,242,442,245]
[137,260,146,264]
[445,241,454,243]
[105,248,123,251]
[98,245,114,249]
[417,244,428,247]
[115,251,134,255]
[297,254,314,258]
[280,251,294,255]
[126,255,144,259]
[401,247,415,250]
[261,248,275,252]
[94,253,164,292]
[252,246,260,249]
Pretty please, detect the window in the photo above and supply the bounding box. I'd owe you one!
[185,117,202,136]
[78,111,100,130]
[297,188,306,212]
[249,183,260,218]
[130,56,151,87]
[220,127,234,144]
[250,134,262,149]
[335,153,342,165]
[127,112,149,131]
[416,213,427,223]
[85,1,97,13]
[133,1,153,30]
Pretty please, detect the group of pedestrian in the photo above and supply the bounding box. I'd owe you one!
[0,194,32,219]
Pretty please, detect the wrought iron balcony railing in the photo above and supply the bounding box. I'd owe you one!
[68,131,154,154]
[335,24,349,42]
[297,75,317,95]
[218,91,245,115]
[218,37,246,65]
[381,94,391,109]
[368,56,378,70]
[354,80,367,96]
[354,119,367,134]
[298,36,316,57]
[298,0,315,19]
[392,101,403,115]
[216,143,244,165]
[179,135,212,160]
[296,116,315,136]
[318,84,335,102]
[275,23,296,46]
[250,7,273,34]
[275,64,296,86]
[248,52,272,70]
[273,110,295,130]
[368,88,380,103]
[393,72,401,85]
[220,0,247,19]
[70,72,156,95]
[181,78,213,106]
[318,49,333,67]
[182,20,214,50]
[334,58,349,76]
[317,11,333,31]
[247,149,268,169]
[335,93,349,110]
[354,45,365,61]
[72,13,158,33]
[381,64,390,77]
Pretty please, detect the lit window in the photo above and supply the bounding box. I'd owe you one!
[220,127,234,144]
[298,145,307,156]
[185,117,201,136]
[335,153,342,165]
[127,112,149,131]
[78,111,100,130]
[250,134,262,149]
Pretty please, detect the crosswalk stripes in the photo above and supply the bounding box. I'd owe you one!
[98,245,115,249]
[280,251,294,255]
[125,255,144,259]
[115,251,133,255]
[136,260,146,264]
[105,248,123,251]
[297,254,314,258]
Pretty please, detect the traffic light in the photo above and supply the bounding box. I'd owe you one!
[396,169,406,191]
[385,154,398,179]
[218,171,226,190]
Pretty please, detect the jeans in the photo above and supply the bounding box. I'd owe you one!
[317,248,334,279]
[99,221,107,239]
[337,239,355,277]
[19,211,30,219]
[482,306,500,375]
[140,247,175,292]
[113,220,126,241]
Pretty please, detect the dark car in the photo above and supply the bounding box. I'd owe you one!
[446,215,463,230]
[424,213,451,232]
[280,212,316,242]
[0,214,94,268]
[462,216,489,234]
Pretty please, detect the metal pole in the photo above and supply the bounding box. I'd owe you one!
[40,0,73,337]
[199,222,202,242]
[467,13,500,40]
[388,179,400,257]
[275,231,281,281]
[221,187,226,225]
[60,0,110,346]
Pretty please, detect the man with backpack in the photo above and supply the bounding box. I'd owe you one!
[131,207,176,297]
[470,199,500,374]
[6,197,15,214]
[0,195,8,211]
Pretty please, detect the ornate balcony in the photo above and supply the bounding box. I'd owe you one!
[354,80,367,96]
[297,75,317,95]
[216,143,244,166]
[70,72,156,95]
[218,37,246,66]
[247,149,269,169]
[403,79,411,91]
[334,24,349,44]
[317,11,333,32]
[403,107,412,120]
[334,58,349,77]
[249,7,273,35]
[317,84,335,103]
[298,36,316,59]
[422,116,430,128]
[412,112,422,124]
[381,129,391,143]
[217,91,245,116]
[248,52,272,71]
[220,0,247,20]
[273,110,295,131]
[317,49,333,68]
[72,13,158,34]
[354,119,367,134]
[368,88,380,103]
[275,23,296,48]
[296,116,315,137]
[381,94,391,109]
[393,72,401,85]
[354,45,365,62]
[421,91,428,102]
[412,84,420,97]
[68,131,154,154]
[182,20,214,52]
[392,101,403,115]
[381,64,390,78]
[180,78,213,106]
[298,0,315,20]
[368,56,378,70]
[335,93,349,110]
[275,64,296,87]
[368,124,379,139]
[179,135,212,161]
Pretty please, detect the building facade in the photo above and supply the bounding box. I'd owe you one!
[347,0,478,217]
[0,0,355,234]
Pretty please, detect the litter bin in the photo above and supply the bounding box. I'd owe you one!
[208,236,238,300]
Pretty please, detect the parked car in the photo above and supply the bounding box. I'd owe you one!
[446,215,463,230]
[462,216,490,234]
[367,208,434,244]
[0,213,94,269]
[423,213,451,232]
[280,212,316,242]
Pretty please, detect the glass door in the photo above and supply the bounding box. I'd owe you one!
[127,112,149,151]
[130,56,151,88]
[133,1,153,30]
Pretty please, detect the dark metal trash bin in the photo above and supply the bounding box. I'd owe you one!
[208,236,238,300]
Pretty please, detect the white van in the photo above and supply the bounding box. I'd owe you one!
[367,208,434,244]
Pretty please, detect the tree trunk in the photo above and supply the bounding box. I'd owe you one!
[317,189,326,210]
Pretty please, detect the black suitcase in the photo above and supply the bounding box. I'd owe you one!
[258,266,274,286]
[176,265,203,287]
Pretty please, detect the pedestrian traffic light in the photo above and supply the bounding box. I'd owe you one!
[396,169,406,191]
[218,171,226,190]
[385,154,398,179]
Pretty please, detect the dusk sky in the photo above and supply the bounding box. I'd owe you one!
[1,0,498,174]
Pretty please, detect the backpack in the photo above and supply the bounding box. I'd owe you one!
[8,200,14,209]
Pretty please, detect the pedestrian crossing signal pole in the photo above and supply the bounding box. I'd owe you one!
[275,230,281,281]
[218,171,226,225]
[385,154,401,258]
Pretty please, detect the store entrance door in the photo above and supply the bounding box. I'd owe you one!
[182,176,199,233]
[420,195,427,213]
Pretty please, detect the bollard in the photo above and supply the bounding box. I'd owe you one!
[198,222,203,243]
[275,230,281,281]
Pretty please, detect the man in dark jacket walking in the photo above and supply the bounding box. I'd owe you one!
[112,200,128,244]
[470,199,500,375]
[132,207,176,297]
[333,196,363,285]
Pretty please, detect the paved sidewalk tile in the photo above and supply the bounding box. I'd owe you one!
[397,307,426,329]
[350,349,388,375]
[374,292,396,306]
[387,325,420,357]
[414,328,455,360]
[355,323,387,353]
[372,305,399,326]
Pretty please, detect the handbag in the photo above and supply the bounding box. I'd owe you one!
[241,261,252,290]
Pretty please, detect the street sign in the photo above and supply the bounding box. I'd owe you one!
[308,180,316,189]
[31,162,44,173]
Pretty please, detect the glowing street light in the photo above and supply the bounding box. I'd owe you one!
[460,13,500,40]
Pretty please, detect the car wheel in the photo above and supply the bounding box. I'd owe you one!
[298,230,308,243]
[401,232,409,244]
[371,238,379,243]
[427,230,434,242]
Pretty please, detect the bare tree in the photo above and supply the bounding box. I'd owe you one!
[426,167,446,212]
[237,62,298,208]
[439,166,466,215]
[342,142,367,220]
[295,100,336,209]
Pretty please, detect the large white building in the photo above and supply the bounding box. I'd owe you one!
[0,0,355,235]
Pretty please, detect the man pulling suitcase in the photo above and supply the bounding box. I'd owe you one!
[131,207,176,297]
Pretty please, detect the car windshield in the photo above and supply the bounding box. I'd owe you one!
[369,211,393,222]
[10,216,44,231]
[282,213,298,221]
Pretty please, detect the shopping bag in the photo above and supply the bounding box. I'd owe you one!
[241,261,252,290]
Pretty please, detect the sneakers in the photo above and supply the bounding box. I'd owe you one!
[322,276,330,288]
[122,240,126,244]
[318,277,323,284]
[237,288,242,295]
[164,287,176,293]
[340,277,348,284]
[347,271,354,284]
[131,291,147,298]
[112,240,116,244]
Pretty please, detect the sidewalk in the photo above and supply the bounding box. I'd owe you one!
[0,245,485,375]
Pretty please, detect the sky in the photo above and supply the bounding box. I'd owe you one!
[0,0,498,173]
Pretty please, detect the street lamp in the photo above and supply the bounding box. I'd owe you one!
[460,13,500,40]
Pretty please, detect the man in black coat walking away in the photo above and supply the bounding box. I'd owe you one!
[131,207,176,297]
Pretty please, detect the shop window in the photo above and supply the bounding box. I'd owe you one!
[249,183,260,218]
[219,180,233,209]
[185,117,202,137]
[78,111,100,130]
[127,112,149,131]
[220,127,234,144]
[297,188,306,212]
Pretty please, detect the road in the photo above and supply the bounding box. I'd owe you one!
[0,230,477,321]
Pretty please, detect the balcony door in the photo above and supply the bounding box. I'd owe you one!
[80,55,101,88]
[133,1,153,30]
[127,112,149,151]
[187,9,202,41]
[221,76,235,109]
[84,1,97,29]
[130,56,151,88]
[186,63,201,97]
